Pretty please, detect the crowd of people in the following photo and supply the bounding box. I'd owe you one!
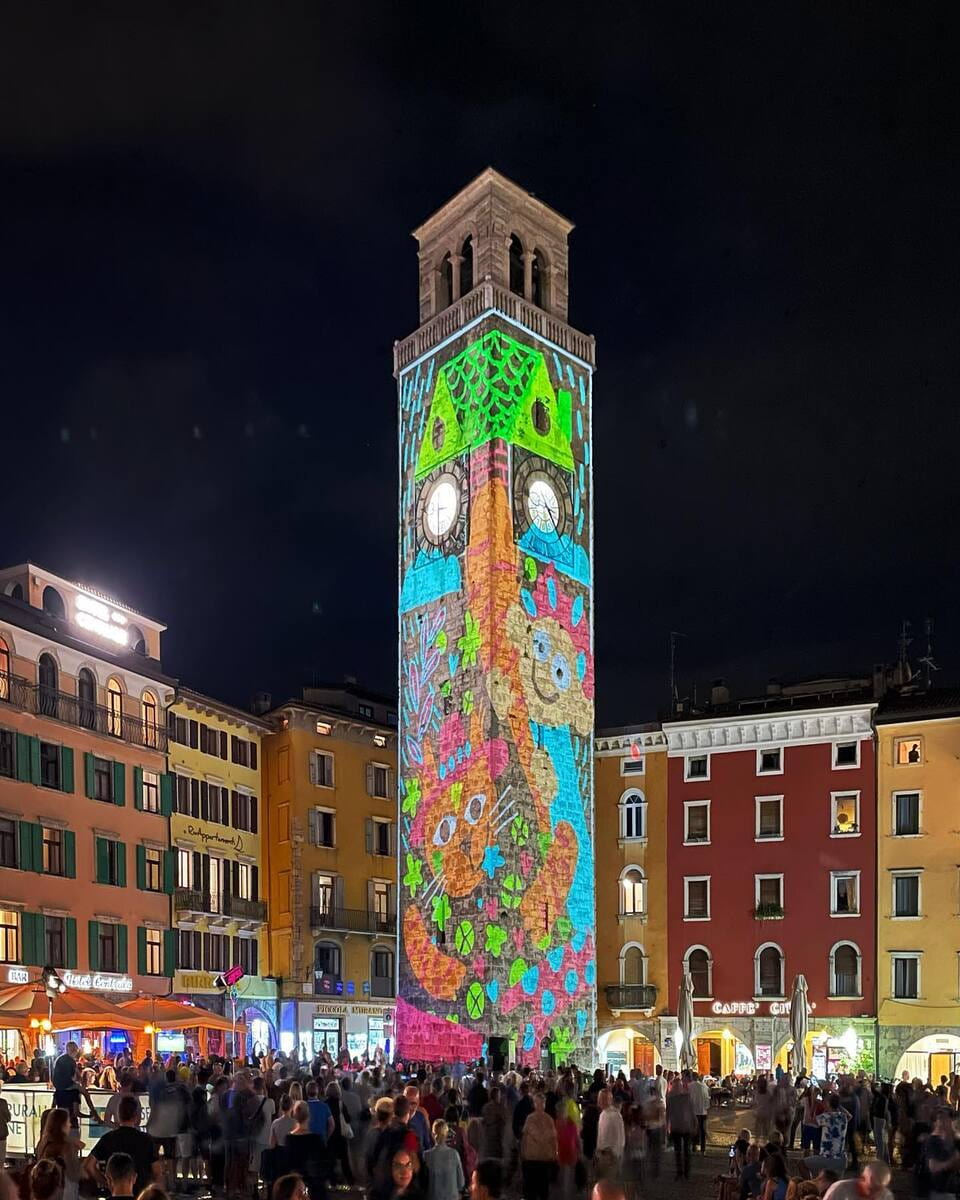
[2,1043,960,1200]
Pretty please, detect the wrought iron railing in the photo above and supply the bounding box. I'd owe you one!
[604,984,657,1010]
[0,671,31,710]
[225,895,267,922]
[31,686,168,750]
[174,889,266,922]
[175,888,212,914]
[309,906,396,936]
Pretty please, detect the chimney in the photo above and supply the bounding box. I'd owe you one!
[710,678,730,706]
[251,691,272,715]
[766,678,782,696]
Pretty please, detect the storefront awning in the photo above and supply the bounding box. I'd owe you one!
[0,983,147,1032]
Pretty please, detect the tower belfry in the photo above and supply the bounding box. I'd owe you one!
[395,170,596,1066]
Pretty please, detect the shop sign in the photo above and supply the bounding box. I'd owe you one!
[709,999,805,1017]
[313,1002,395,1018]
[179,972,216,991]
[63,970,133,993]
[7,967,31,985]
[184,824,248,852]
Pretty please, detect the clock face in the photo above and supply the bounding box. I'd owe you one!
[416,463,468,552]
[512,452,573,549]
[424,478,458,539]
[527,477,561,533]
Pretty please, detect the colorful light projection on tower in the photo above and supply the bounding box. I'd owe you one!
[398,325,595,1064]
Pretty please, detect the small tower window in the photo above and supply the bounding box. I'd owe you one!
[532,248,547,308]
[509,234,524,297]
[432,417,446,451]
[437,253,453,312]
[460,236,474,295]
[533,399,551,436]
[42,587,65,619]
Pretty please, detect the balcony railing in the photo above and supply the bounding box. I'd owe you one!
[31,686,168,751]
[174,889,266,923]
[310,906,396,936]
[225,895,267,923]
[175,888,212,915]
[604,984,657,1011]
[0,671,32,710]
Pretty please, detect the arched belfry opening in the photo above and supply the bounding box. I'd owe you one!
[508,234,524,297]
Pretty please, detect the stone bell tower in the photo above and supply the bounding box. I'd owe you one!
[395,169,596,1066]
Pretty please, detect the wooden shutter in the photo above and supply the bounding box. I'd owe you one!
[21,912,42,965]
[365,818,373,854]
[365,763,375,796]
[136,844,146,890]
[117,924,128,972]
[389,822,397,858]
[200,854,210,894]
[88,921,100,971]
[163,850,175,894]
[137,927,147,975]
[84,752,95,798]
[16,733,34,782]
[250,741,258,771]
[65,917,77,968]
[387,883,396,917]
[113,761,125,806]
[333,875,345,914]
[387,768,395,799]
[219,730,228,759]
[308,808,319,845]
[200,781,209,821]
[160,773,174,816]
[251,865,259,901]
[163,928,176,977]
[231,791,239,827]
[28,737,40,785]
[202,931,211,970]
[60,747,74,794]
[63,830,76,879]
[18,822,36,872]
[189,720,199,749]
[231,860,239,896]
[116,841,127,888]
[250,797,258,834]
[133,765,143,810]
[367,880,374,913]
[96,837,110,883]
[199,724,208,754]
[190,778,200,817]
[193,851,203,889]
[308,753,318,785]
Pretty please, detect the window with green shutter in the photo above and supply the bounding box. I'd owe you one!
[136,844,146,890]
[63,830,76,879]
[20,912,43,965]
[163,849,175,894]
[65,917,77,969]
[95,838,124,886]
[88,920,100,971]
[113,761,125,806]
[15,733,35,783]
[117,924,128,972]
[18,822,41,872]
[163,928,176,977]
[137,926,147,976]
[133,766,143,810]
[60,747,74,794]
[160,773,174,816]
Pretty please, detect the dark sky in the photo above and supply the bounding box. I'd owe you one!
[1,4,957,726]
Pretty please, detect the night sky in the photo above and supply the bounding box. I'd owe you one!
[2,5,956,726]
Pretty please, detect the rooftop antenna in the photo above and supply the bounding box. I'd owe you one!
[917,617,938,690]
[670,631,687,712]
[896,619,914,687]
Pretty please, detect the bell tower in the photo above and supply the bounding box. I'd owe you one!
[395,169,596,1066]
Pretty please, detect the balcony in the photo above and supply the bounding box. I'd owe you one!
[310,906,396,936]
[175,888,212,916]
[225,895,267,923]
[604,984,657,1011]
[174,889,267,923]
[0,671,32,710]
[31,686,168,751]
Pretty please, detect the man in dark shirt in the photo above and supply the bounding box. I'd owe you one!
[86,1095,159,1196]
[467,1069,489,1117]
[924,1109,960,1200]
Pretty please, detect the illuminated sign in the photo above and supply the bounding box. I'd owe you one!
[62,970,133,993]
[709,999,811,1017]
[74,594,129,648]
[7,967,30,984]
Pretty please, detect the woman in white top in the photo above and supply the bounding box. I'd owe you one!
[270,1094,297,1148]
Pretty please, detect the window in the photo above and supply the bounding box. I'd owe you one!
[230,736,257,769]
[508,233,524,296]
[98,924,118,972]
[313,874,335,916]
[620,754,644,777]
[0,817,16,867]
[756,944,784,997]
[38,654,59,717]
[311,751,335,788]
[684,801,710,844]
[831,791,860,835]
[892,954,920,999]
[371,947,395,997]
[371,881,391,923]
[831,871,860,916]
[531,248,547,308]
[177,849,195,888]
[756,796,783,840]
[0,729,14,778]
[175,775,195,816]
[0,635,9,701]
[620,867,646,917]
[460,236,474,295]
[93,756,113,802]
[0,909,20,963]
[141,771,160,814]
[893,872,921,918]
[830,942,861,997]
[757,747,783,775]
[311,809,336,848]
[144,847,163,892]
[686,947,712,997]
[144,928,163,975]
[96,837,124,886]
[833,741,859,768]
[203,932,228,973]
[141,692,159,748]
[619,790,646,840]
[684,877,710,919]
[755,875,783,916]
[236,936,258,976]
[315,941,341,979]
[894,792,921,836]
[42,827,64,875]
[358,703,374,720]
[39,742,61,790]
[178,929,201,969]
[77,668,97,729]
[45,916,66,967]
[106,678,123,738]
[896,737,923,766]
[532,398,551,435]
[367,763,390,799]
[232,791,259,833]
[42,587,65,618]
[373,819,391,856]
[620,944,646,985]
[685,755,709,781]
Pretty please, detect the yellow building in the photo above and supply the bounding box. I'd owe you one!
[263,684,398,1060]
[595,724,668,1074]
[876,690,960,1079]
[167,688,275,1052]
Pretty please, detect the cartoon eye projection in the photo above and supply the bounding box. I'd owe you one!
[433,814,457,846]
[532,630,551,662]
[551,652,572,691]
[464,792,486,826]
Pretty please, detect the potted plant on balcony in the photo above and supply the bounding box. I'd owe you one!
[753,902,784,920]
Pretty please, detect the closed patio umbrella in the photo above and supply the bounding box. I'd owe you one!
[677,971,696,1071]
[788,974,809,1075]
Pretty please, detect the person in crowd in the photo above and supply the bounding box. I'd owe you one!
[104,1153,139,1200]
[802,1094,849,1178]
[919,1107,960,1200]
[305,1080,334,1141]
[760,1151,789,1200]
[270,1094,297,1148]
[52,1043,98,1128]
[480,1086,508,1162]
[821,1159,893,1199]
[325,1080,354,1185]
[469,1159,502,1200]
[388,1150,423,1200]
[28,1160,64,1200]
[271,1174,308,1200]
[754,1077,774,1142]
[134,1187,169,1200]
[689,1072,711,1154]
[35,1108,83,1200]
[0,1081,9,1173]
[147,1069,188,1192]
[519,1092,558,1200]
[104,1072,142,1128]
[86,1094,160,1197]
[423,1120,464,1200]
[594,1089,624,1173]
[642,1079,665,1179]
[665,1076,695,1181]
[739,1141,763,1199]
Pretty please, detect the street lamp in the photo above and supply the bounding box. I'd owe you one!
[144,1024,156,1059]
[41,966,66,1077]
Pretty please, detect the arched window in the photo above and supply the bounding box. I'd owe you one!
[619,789,646,840]
[38,653,59,717]
[686,946,712,998]
[106,676,123,738]
[619,866,646,917]
[128,625,147,655]
[830,941,861,998]
[78,668,97,729]
[141,691,159,748]
[4,583,23,601]
[0,635,9,701]
[371,945,395,998]
[314,941,342,981]
[756,943,785,997]
[437,253,453,312]
[532,247,548,307]
[620,943,646,986]
[460,235,474,295]
[509,234,525,296]
[41,587,65,618]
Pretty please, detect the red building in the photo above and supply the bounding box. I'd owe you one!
[663,682,877,1077]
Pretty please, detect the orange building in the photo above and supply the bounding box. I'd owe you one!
[0,563,175,1054]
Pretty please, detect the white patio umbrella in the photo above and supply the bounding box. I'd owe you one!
[788,973,809,1075]
[677,970,696,1071]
